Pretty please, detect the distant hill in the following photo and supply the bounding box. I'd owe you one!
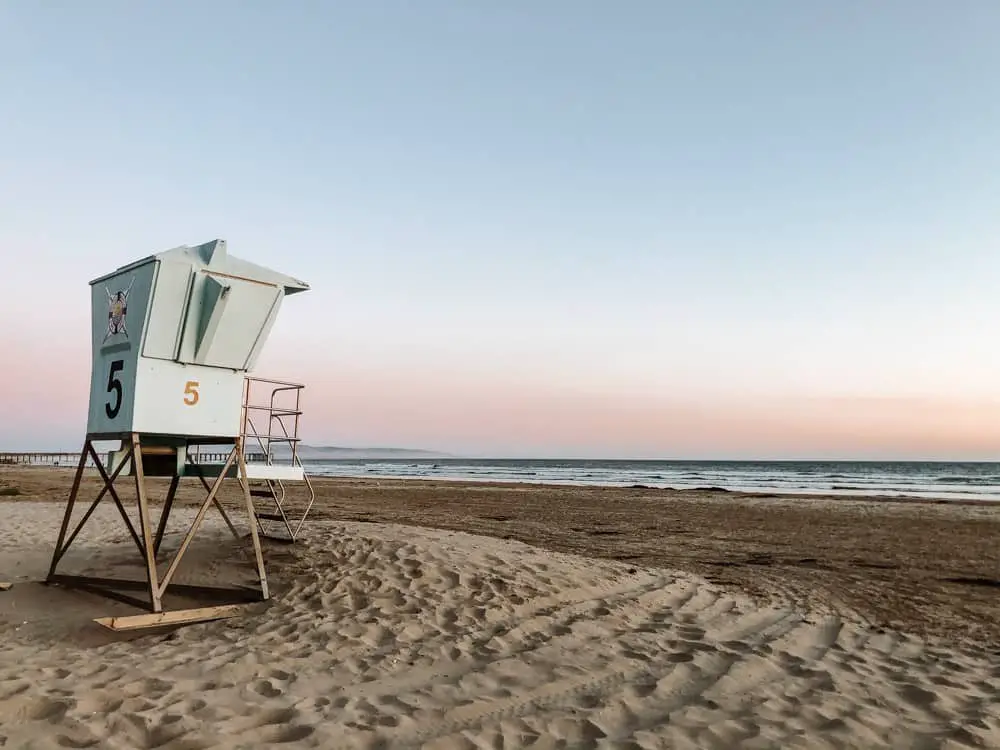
[272,444,454,460]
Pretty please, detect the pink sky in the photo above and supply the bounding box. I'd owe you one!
[294,375,1000,459]
[6,327,999,459]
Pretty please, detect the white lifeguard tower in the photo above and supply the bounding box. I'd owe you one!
[47,239,315,628]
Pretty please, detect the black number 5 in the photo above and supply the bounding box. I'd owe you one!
[105,359,124,419]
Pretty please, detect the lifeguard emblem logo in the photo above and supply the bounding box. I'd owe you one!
[104,277,134,342]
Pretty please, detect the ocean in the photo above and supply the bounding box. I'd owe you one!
[302,458,1000,501]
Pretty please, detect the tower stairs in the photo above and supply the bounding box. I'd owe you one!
[240,377,316,542]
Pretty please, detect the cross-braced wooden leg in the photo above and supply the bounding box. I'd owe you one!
[50,444,135,576]
[132,433,163,613]
[86,442,143,554]
[47,440,91,580]
[237,438,269,600]
[153,475,180,558]
[154,445,239,604]
[184,454,241,542]
[49,440,139,577]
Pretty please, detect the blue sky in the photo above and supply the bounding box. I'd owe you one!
[2,2,1000,457]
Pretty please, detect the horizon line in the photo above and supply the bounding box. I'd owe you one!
[4,449,999,464]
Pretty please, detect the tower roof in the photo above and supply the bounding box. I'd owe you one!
[90,239,310,295]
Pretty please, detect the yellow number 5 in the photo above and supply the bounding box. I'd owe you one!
[183,380,200,406]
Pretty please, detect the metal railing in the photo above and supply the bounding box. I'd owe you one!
[241,376,305,463]
[187,450,268,464]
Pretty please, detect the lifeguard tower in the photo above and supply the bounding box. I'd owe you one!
[47,239,315,629]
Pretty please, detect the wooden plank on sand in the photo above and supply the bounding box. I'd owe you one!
[93,604,245,631]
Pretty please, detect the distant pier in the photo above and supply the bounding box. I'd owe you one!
[0,452,90,467]
[0,451,269,467]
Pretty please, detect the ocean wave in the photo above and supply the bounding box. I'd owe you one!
[931,476,1000,485]
[305,460,1000,502]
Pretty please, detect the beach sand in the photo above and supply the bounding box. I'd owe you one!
[1,467,999,748]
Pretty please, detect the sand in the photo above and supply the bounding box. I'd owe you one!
[1,469,1000,748]
[7,467,999,640]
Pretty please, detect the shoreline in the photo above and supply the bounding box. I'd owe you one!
[299,456,1000,503]
[6,462,1000,507]
[308,469,1000,506]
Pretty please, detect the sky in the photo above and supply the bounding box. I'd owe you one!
[2,1,1000,459]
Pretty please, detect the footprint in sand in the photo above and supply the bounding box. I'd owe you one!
[253,679,283,698]
[0,681,29,700]
[54,734,100,748]
[666,650,695,664]
[255,707,298,726]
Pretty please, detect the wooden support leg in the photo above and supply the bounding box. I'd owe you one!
[132,433,162,613]
[87,442,143,555]
[153,475,180,558]
[45,436,272,618]
[47,440,90,580]
[51,445,134,572]
[185,455,241,541]
[155,446,239,602]
[238,438,269,600]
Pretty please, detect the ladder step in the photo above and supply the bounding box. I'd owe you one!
[255,512,287,522]
[249,489,274,497]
